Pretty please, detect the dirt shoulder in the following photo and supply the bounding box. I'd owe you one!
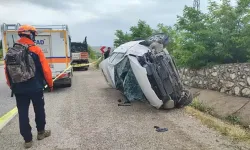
[188,87,250,127]
[0,70,249,150]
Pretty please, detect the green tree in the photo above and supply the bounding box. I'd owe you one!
[113,20,153,47]
[88,45,97,60]
[130,20,153,40]
[114,30,132,48]
[113,0,250,69]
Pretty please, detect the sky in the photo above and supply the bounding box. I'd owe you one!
[0,0,236,47]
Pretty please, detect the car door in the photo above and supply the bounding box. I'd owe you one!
[106,52,125,87]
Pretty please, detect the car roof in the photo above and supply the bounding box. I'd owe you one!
[113,40,144,53]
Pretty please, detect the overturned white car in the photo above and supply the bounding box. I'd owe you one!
[99,33,193,109]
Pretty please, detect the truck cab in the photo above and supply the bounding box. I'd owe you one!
[71,36,89,71]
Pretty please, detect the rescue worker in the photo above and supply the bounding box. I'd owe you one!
[104,47,111,59]
[4,25,53,149]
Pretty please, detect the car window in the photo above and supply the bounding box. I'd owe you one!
[109,53,118,63]
[111,53,125,64]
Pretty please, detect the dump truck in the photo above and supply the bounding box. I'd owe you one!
[71,36,89,71]
[1,23,73,87]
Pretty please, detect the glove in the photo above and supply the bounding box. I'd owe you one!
[48,87,53,92]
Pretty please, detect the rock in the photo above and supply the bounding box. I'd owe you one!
[230,73,236,79]
[239,82,246,87]
[197,69,205,76]
[211,84,217,89]
[198,80,202,85]
[220,88,226,93]
[212,72,218,77]
[242,88,250,96]
[247,77,250,86]
[244,68,250,72]
[219,80,224,83]
[205,70,209,76]
[237,72,240,75]
[225,81,234,88]
[234,87,240,95]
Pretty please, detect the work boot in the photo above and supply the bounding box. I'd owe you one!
[24,141,33,149]
[37,130,51,140]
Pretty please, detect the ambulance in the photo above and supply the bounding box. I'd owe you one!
[1,23,73,87]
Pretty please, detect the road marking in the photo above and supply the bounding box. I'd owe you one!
[0,107,18,130]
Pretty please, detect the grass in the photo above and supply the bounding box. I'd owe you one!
[226,115,242,125]
[189,98,215,116]
[186,98,250,143]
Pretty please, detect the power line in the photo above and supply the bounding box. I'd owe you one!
[193,0,200,11]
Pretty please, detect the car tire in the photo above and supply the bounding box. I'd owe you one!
[176,90,193,108]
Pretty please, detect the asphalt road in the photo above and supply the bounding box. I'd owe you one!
[0,65,16,117]
[0,69,249,150]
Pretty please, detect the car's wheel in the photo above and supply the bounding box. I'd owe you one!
[176,90,193,108]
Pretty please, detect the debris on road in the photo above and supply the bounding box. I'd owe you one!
[118,99,131,106]
[118,103,131,106]
[154,126,168,132]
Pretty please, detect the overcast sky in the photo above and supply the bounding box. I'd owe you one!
[0,0,235,47]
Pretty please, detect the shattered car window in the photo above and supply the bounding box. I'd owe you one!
[111,53,125,64]
[109,53,117,62]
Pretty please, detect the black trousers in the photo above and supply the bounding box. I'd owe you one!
[15,90,46,142]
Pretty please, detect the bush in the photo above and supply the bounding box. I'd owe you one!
[88,45,97,60]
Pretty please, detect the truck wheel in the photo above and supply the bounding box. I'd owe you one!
[65,78,72,87]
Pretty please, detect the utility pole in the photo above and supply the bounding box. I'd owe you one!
[193,0,200,11]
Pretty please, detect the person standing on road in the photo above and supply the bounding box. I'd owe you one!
[104,47,111,59]
[4,25,53,149]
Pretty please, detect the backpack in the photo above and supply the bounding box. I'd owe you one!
[5,43,36,84]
